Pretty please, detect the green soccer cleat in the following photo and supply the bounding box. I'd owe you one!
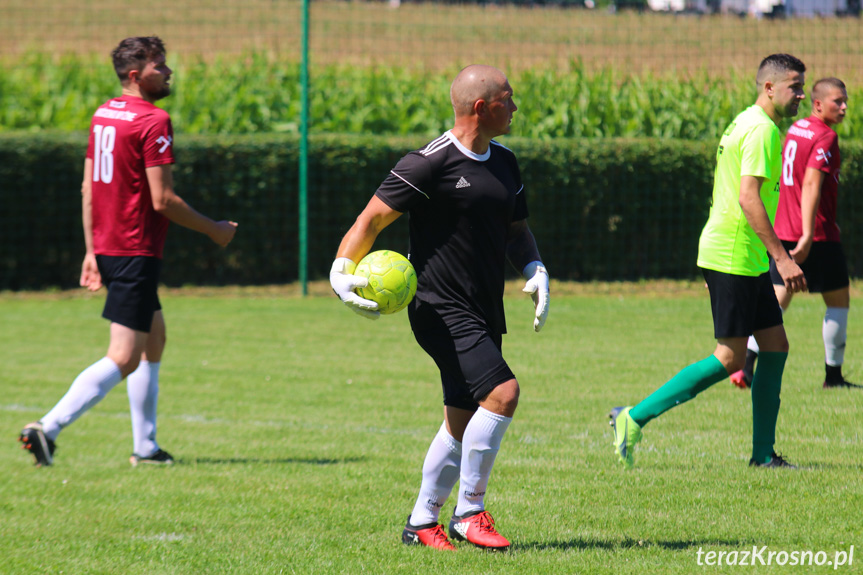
[609,406,642,469]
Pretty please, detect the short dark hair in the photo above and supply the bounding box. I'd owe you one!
[111,36,166,83]
[812,77,846,101]
[756,53,806,86]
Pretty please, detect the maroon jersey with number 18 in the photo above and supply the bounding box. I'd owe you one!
[774,115,841,243]
[86,95,175,258]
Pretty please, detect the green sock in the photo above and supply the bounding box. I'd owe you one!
[630,355,728,426]
[751,351,788,463]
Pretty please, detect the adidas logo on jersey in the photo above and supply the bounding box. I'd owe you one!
[456,176,471,189]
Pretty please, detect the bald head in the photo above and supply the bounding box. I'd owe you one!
[450,65,509,117]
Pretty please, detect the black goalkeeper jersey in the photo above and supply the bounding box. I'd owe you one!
[375,131,528,336]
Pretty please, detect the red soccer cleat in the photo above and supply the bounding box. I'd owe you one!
[401,517,455,550]
[730,370,751,389]
[448,510,510,550]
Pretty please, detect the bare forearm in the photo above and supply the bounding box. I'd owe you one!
[739,177,805,291]
[82,193,95,254]
[147,163,219,238]
[157,194,218,236]
[336,195,402,262]
[799,176,823,243]
[738,176,789,264]
[740,194,789,263]
[337,219,381,262]
[81,160,95,254]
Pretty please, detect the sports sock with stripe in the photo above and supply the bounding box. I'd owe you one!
[454,407,511,517]
[409,422,462,526]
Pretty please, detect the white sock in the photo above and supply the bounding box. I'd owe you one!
[746,335,760,355]
[128,360,161,457]
[454,407,512,517]
[749,305,787,355]
[409,422,462,526]
[823,307,849,367]
[41,357,123,440]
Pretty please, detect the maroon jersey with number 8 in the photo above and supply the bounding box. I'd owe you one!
[774,115,841,243]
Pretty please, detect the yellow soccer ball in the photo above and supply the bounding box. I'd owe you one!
[354,250,418,315]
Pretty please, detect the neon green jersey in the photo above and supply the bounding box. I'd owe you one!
[697,105,782,276]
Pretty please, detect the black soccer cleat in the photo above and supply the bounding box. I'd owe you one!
[749,452,796,469]
[129,449,175,467]
[823,379,863,389]
[19,422,56,467]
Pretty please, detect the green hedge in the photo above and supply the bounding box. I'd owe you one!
[3,132,862,290]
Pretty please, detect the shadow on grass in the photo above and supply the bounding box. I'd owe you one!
[182,456,366,466]
[518,537,747,552]
[799,461,863,471]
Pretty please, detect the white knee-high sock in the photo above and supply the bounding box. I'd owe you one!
[824,307,849,366]
[40,357,123,440]
[127,360,161,457]
[749,305,786,355]
[455,407,512,517]
[409,422,462,526]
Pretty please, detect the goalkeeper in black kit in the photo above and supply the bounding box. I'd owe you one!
[330,64,549,550]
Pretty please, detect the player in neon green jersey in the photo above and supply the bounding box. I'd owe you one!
[610,54,807,469]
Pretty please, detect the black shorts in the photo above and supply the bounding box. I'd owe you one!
[412,327,515,411]
[701,268,783,339]
[769,241,849,293]
[96,255,162,333]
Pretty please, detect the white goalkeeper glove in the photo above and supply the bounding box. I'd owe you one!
[522,261,549,332]
[329,257,380,320]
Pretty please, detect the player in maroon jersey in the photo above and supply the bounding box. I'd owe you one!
[19,37,238,467]
[732,77,860,390]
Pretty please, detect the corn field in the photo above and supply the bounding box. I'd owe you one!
[2,53,859,140]
[3,0,862,139]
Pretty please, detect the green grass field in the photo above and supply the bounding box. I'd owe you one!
[2,283,861,574]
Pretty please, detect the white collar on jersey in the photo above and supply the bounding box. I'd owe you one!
[445,130,491,162]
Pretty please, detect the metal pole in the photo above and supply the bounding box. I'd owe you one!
[299,0,310,296]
